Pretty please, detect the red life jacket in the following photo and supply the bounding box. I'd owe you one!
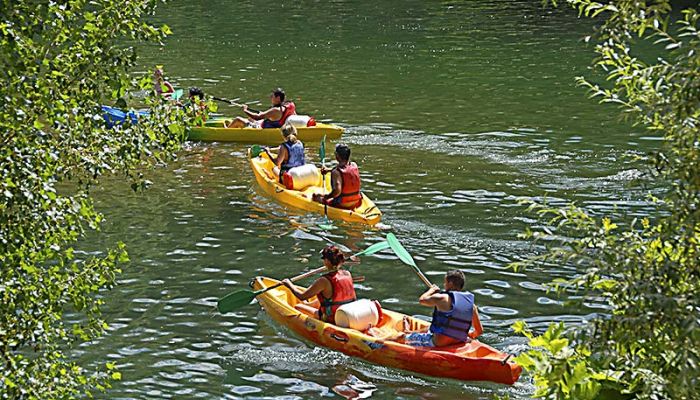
[262,101,297,128]
[337,162,362,208]
[317,270,356,324]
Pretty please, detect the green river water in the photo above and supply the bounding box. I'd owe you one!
[77,1,661,398]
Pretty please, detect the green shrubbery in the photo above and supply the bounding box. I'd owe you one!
[514,1,699,399]
[0,1,193,398]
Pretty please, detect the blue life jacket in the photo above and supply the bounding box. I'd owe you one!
[429,291,474,342]
[281,141,305,170]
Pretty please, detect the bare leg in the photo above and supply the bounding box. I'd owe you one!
[225,117,248,128]
[294,303,318,318]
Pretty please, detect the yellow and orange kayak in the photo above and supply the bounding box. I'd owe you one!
[248,149,382,225]
[188,119,343,144]
[252,276,522,385]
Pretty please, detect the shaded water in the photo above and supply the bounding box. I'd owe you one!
[77,1,659,398]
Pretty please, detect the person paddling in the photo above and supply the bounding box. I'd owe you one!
[225,87,296,128]
[264,124,305,181]
[153,66,175,97]
[282,246,357,324]
[312,144,363,210]
[370,269,483,347]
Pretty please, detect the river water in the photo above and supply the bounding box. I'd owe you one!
[77,1,659,398]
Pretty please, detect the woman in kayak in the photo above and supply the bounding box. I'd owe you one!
[263,124,305,181]
[312,144,363,210]
[281,245,357,324]
[153,66,175,97]
[225,88,296,128]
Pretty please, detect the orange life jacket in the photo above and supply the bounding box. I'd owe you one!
[262,101,297,128]
[336,162,362,208]
[317,270,356,324]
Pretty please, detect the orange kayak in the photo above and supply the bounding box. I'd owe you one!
[252,276,522,385]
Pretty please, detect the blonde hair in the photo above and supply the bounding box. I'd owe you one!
[281,123,298,144]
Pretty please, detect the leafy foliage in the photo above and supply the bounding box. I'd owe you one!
[514,1,700,399]
[0,0,197,398]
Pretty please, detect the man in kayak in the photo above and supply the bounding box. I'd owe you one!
[264,124,305,181]
[281,245,356,324]
[370,269,483,347]
[225,88,296,128]
[312,144,362,210]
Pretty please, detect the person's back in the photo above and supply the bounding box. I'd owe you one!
[368,269,482,347]
[429,289,475,346]
[281,139,305,171]
[335,161,362,209]
[317,269,356,324]
[281,246,356,325]
[313,144,363,210]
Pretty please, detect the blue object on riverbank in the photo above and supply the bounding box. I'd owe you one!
[102,105,150,128]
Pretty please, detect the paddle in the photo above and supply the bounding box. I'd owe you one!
[217,240,391,314]
[317,135,336,230]
[212,96,260,113]
[172,89,184,101]
[250,144,264,158]
[386,233,433,288]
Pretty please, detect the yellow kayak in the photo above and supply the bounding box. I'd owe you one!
[248,149,382,225]
[188,119,343,144]
[253,276,522,385]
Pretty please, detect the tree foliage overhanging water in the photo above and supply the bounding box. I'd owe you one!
[513,1,700,399]
[0,1,190,397]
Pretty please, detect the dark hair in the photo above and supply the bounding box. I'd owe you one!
[335,144,351,161]
[445,270,465,290]
[272,87,285,102]
[321,245,345,266]
[189,87,204,98]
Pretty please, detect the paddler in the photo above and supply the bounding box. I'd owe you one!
[263,124,306,181]
[153,66,175,97]
[312,144,363,210]
[370,269,483,347]
[225,87,296,128]
[281,245,357,324]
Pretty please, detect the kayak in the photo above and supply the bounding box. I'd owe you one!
[188,119,343,144]
[252,276,522,385]
[101,105,149,128]
[248,149,382,225]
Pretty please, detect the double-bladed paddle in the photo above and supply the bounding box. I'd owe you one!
[212,96,260,113]
[386,233,433,288]
[217,240,391,314]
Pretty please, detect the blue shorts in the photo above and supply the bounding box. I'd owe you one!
[404,332,434,347]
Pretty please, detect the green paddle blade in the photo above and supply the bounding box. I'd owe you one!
[217,289,258,313]
[318,223,335,230]
[319,135,326,161]
[172,89,184,101]
[354,240,390,257]
[251,145,263,158]
[386,233,417,267]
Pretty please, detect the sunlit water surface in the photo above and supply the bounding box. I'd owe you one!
[76,1,660,398]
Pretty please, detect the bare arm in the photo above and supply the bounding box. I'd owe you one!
[418,285,451,311]
[282,277,328,301]
[468,306,483,339]
[325,169,343,199]
[275,145,288,169]
[244,106,282,121]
